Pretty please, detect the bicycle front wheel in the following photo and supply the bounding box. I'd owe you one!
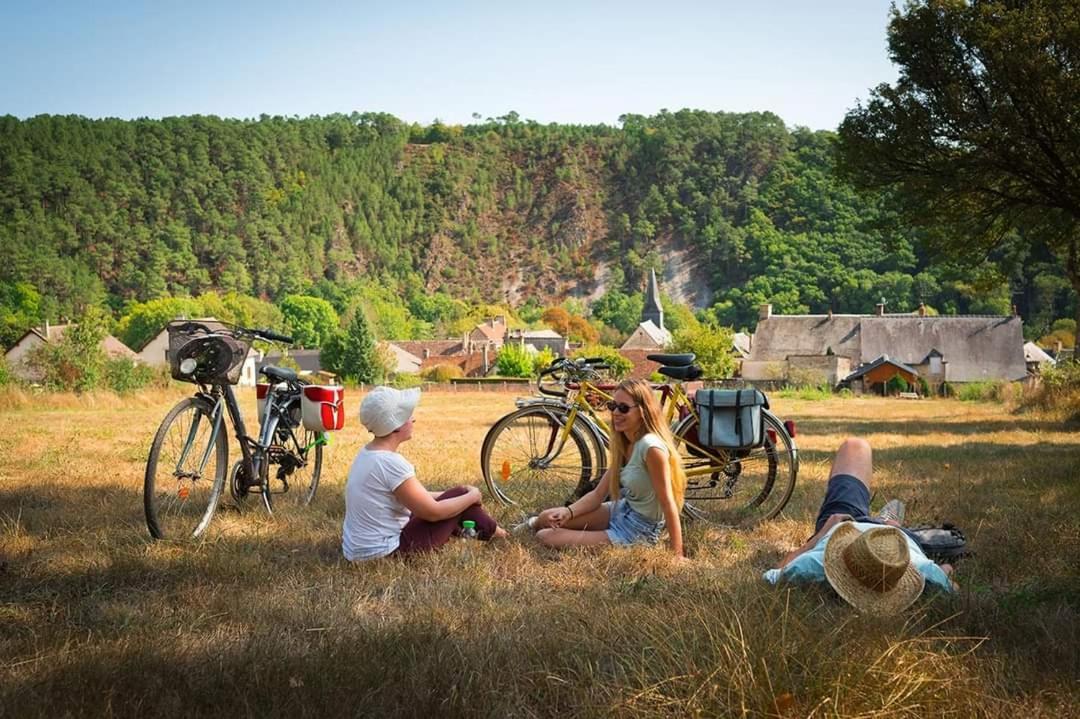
[263,427,323,512]
[672,411,796,527]
[144,397,229,540]
[481,406,597,511]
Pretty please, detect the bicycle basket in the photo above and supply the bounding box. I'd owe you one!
[167,320,252,385]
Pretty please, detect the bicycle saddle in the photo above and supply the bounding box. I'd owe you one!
[658,364,704,381]
[261,365,298,383]
[647,353,696,367]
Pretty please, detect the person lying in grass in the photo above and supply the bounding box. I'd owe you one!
[765,437,957,614]
[518,378,687,559]
[341,386,507,561]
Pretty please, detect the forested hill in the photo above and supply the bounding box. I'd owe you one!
[0,111,1071,337]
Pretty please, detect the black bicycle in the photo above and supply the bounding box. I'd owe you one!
[143,320,328,540]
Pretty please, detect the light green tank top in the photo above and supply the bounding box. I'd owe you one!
[618,433,669,522]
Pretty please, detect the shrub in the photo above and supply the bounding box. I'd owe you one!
[570,345,633,380]
[28,308,110,392]
[494,343,535,378]
[0,356,12,387]
[103,357,157,393]
[1023,361,1080,416]
[957,380,1008,402]
[532,346,556,374]
[422,364,464,383]
[389,373,423,389]
[777,383,833,401]
[885,375,910,395]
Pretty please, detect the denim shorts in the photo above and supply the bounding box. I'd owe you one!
[815,474,919,542]
[604,499,664,546]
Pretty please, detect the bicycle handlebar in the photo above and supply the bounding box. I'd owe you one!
[254,328,294,344]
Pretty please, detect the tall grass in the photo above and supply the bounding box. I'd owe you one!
[1,391,1077,717]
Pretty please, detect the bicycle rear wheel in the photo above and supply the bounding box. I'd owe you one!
[263,426,323,512]
[481,405,598,511]
[672,412,796,526]
[144,397,228,539]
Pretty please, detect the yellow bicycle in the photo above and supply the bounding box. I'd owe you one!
[480,355,799,526]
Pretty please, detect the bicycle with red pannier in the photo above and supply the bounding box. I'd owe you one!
[143,320,345,540]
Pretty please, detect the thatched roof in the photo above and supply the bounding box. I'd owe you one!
[861,316,1026,382]
[749,314,1026,382]
[747,315,863,361]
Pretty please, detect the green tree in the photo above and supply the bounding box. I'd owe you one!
[837,0,1080,328]
[115,296,204,350]
[591,288,642,335]
[669,322,736,379]
[571,345,633,380]
[280,295,340,349]
[324,311,380,383]
[0,281,42,348]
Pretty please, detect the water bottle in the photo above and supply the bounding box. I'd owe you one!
[460,520,478,539]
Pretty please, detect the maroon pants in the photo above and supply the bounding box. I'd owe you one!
[396,486,499,555]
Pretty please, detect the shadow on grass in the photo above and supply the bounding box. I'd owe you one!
[793,416,1079,438]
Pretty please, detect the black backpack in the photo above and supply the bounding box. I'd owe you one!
[907,523,970,562]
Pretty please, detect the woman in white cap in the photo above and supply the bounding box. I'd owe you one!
[763,437,957,614]
[342,386,507,561]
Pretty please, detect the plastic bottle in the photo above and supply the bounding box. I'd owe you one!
[460,519,478,539]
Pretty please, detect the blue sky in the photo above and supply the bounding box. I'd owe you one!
[1,1,898,131]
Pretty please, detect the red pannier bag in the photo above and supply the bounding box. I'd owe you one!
[301,385,345,432]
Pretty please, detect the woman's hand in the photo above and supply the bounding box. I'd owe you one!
[538,506,571,528]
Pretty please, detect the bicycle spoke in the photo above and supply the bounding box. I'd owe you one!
[145,399,226,540]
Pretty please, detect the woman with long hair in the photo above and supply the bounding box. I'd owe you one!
[519,378,687,558]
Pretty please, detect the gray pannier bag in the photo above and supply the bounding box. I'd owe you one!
[694,389,769,449]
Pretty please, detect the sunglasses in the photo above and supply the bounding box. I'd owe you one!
[605,400,638,414]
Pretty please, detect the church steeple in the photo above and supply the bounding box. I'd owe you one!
[642,269,664,330]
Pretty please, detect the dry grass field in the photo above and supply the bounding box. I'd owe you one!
[1,387,1078,718]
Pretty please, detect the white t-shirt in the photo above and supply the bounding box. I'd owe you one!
[342,448,415,561]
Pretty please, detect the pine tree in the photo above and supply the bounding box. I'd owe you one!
[327,311,379,383]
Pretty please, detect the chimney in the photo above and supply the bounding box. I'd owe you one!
[482,344,489,374]
[827,308,834,320]
[759,304,773,321]
[1012,304,1019,317]
[875,302,885,316]
[423,348,430,359]
[44,319,50,338]
[918,303,926,317]
[1056,340,1063,355]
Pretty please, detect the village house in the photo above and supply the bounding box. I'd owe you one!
[504,328,569,356]
[386,317,569,379]
[742,303,1028,394]
[5,322,139,383]
[138,319,264,387]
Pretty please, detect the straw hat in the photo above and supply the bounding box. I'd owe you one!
[823,522,925,615]
[359,386,420,437]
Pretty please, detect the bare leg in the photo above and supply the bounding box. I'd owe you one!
[536,504,611,531]
[828,437,872,491]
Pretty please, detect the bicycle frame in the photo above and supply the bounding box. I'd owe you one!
[541,376,797,483]
[186,382,267,489]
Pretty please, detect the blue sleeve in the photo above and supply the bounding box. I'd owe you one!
[916,559,955,593]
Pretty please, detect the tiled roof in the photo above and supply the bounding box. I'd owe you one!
[390,340,464,358]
